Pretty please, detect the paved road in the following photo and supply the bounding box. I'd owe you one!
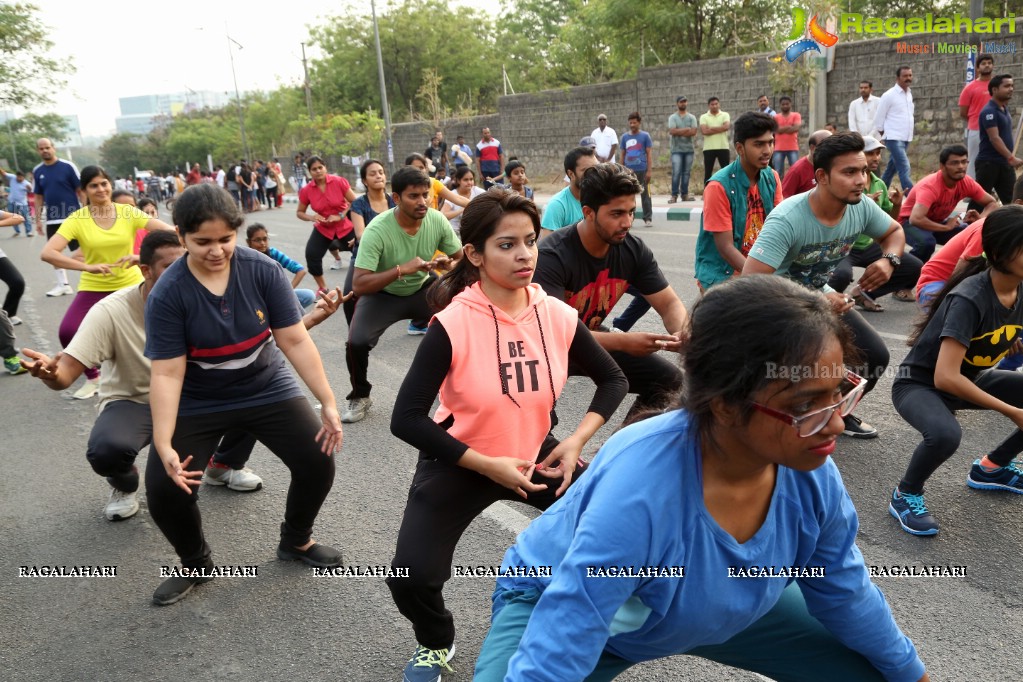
[1,204,1019,681]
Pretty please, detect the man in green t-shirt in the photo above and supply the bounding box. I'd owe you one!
[668,96,698,202]
[828,135,921,312]
[344,167,463,423]
[699,97,731,186]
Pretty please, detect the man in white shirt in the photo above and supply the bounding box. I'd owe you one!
[590,114,618,163]
[874,66,916,192]
[215,164,226,189]
[848,80,880,137]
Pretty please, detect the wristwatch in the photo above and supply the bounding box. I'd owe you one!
[882,253,901,267]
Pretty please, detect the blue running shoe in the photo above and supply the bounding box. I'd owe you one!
[407,322,428,336]
[402,643,455,682]
[889,488,938,536]
[967,459,1023,493]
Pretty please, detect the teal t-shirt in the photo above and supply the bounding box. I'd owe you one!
[748,192,892,291]
[668,112,698,153]
[354,208,462,296]
[540,185,584,231]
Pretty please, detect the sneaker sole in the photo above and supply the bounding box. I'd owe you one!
[276,547,343,568]
[966,476,1023,493]
[842,429,878,439]
[152,577,215,606]
[202,475,263,492]
[340,411,368,423]
[888,503,938,536]
[105,506,140,522]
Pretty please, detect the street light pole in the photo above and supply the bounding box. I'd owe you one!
[371,0,394,174]
[226,28,251,162]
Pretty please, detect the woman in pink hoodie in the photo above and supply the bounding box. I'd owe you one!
[386,189,628,679]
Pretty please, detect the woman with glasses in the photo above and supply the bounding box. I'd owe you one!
[889,205,1023,537]
[474,275,929,682]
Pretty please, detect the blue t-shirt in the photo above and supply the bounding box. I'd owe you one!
[620,131,653,172]
[540,186,583,231]
[748,192,892,292]
[5,174,29,204]
[350,193,396,229]
[144,246,304,416]
[497,410,925,682]
[33,159,81,225]
[977,99,1013,165]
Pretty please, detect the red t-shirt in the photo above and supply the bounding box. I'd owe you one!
[703,170,784,256]
[898,172,988,222]
[917,217,985,290]
[298,174,353,240]
[186,170,201,186]
[958,79,991,131]
[774,112,802,152]
[781,156,815,197]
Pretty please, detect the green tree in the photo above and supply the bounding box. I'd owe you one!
[287,111,385,158]
[0,113,69,172]
[99,133,146,177]
[0,3,73,108]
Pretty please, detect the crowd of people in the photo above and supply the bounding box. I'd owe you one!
[3,58,1021,679]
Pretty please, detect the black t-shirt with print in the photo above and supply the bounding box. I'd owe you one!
[902,270,1023,386]
[533,222,669,330]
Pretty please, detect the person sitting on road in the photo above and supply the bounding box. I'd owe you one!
[245,223,318,310]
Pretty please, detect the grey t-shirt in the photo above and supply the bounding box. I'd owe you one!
[748,192,892,291]
[668,112,698,153]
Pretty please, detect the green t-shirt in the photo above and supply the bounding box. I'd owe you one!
[668,112,698,153]
[699,111,731,150]
[852,173,894,250]
[354,208,462,296]
[749,192,893,292]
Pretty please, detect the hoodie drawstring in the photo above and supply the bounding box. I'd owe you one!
[488,303,557,410]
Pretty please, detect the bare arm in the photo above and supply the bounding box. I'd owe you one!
[910,202,959,233]
[350,212,367,241]
[645,286,689,342]
[0,211,24,227]
[20,349,87,390]
[291,270,306,288]
[740,256,777,276]
[958,104,970,121]
[711,230,747,272]
[273,321,342,455]
[296,200,323,223]
[441,201,464,220]
[439,185,470,207]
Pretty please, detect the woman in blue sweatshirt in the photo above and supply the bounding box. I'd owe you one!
[474,275,929,682]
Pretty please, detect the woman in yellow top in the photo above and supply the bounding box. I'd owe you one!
[404,153,469,211]
[41,165,174,399]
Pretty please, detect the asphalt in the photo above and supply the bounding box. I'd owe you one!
[0,200,1019,681]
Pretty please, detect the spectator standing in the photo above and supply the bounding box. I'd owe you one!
[476,128,505,189]
[974,73,1021,206]
[874,66,916,192]
[424,133,447,178]
[590,114,618,163]
[700,97,731,186]
[772,96,802,178]
[756,95,776,116]
[449,135,473,169]
[292,153,307,192]
[667,96,698,203]
[540,147,599,238]
[848,81,880,137]
[33,137,81,296]
[185,163,201,186]
[3,168,32,236]
[620,112,653,227]
[958,54,995,179]
[782,130,832,197]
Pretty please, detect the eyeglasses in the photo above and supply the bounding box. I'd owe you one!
[751,371,866,438]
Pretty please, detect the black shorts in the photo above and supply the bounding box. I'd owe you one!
[46,223,79,251]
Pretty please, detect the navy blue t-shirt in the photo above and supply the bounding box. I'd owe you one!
[144,246,304,416]
[977,100,1013,165]
[33,159,81,225]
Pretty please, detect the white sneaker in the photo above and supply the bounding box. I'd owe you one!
[329,260,344,270]
[9,316,22,326]
[202,465,263,492]
[72,378,101,400]
[46,284,74,297]
[340,397,372,423]
[105,488,139,521]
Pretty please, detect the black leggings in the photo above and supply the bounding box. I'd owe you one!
[144,397,335,568]
[703,149,730,185]
[0,256,25,317]
[894,371,1023,493]
[386,435,582,651]
[840,308,889,395]
[264,186,278,208]
[570,348,683,421]
[305,229,355,277]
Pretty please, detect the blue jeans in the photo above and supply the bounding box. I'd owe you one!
[670,151,694,197]
[295,288,316,309]
[881,139,913,192]
[902,219,964,263]
[612,285,651,331]
[772,150,798,177]
[7,200,30,233]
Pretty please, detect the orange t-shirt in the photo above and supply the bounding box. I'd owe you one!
[702,170,784,256]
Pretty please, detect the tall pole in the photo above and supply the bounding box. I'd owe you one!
[4,116,19,170]
[301,42,314,120]
[371,0,394,174]
[226,27,251,162]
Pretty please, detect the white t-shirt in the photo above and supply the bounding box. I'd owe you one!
[590,126,618,160]
[443,186,486,233]
[64,283,150,411]
[216,169,226,188]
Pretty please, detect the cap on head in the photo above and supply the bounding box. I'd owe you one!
[861,136,883,152]
[579,136,597,149]
[677,96,687,103]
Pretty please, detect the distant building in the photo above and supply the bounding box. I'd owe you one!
[114,90,232,135]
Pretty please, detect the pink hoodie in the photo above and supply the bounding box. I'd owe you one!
[433,282,579,462]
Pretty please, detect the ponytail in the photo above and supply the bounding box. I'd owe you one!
[427,255,475,311]
[907,256,987,346]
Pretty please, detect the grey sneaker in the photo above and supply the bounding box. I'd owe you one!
[104,487,139,521]
[202,465,263,492]
[340,397,372,423]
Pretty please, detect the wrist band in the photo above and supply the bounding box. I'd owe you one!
[395,265,404,281]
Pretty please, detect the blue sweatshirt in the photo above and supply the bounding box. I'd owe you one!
[498,410,924,682]
[267,246,304,274]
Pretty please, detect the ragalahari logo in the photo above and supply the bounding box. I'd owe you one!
[785,8,839,62]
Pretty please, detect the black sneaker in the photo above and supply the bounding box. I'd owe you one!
[277,542,342,568]
[842,414,878,439]
[152,567,215,606]
[888,488,939,536]
[967,459,1023,493]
